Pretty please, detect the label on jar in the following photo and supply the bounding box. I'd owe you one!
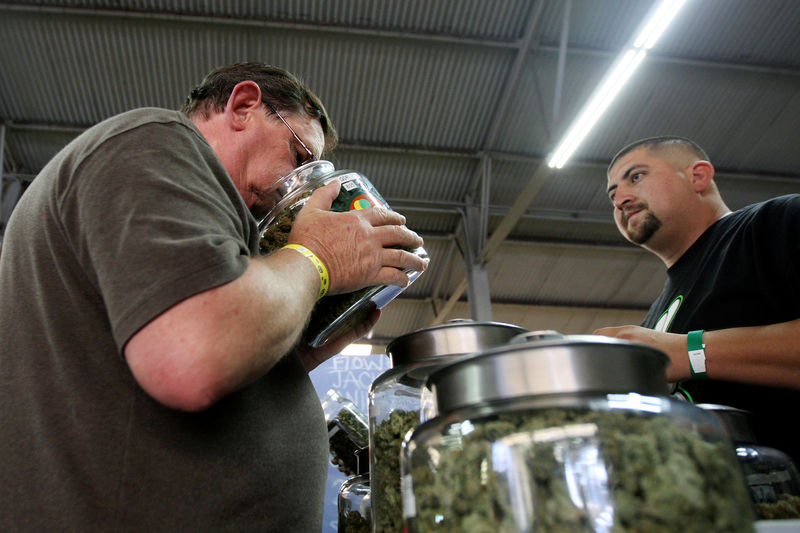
[332,176,389,212]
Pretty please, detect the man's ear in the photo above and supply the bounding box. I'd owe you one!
[690,160,715,193]
[224,81,263,131]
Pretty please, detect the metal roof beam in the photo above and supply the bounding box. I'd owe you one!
[419,231,645,252]
[390,199,614,225]
[444,1,547,323]
[3,3,798,78]
[7,121,800,184]
[431,162,553,324]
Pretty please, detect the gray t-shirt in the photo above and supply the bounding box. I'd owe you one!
[0,108,328,532]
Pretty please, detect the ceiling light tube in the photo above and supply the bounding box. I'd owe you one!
[547,0,688,169]
[549,49,646,169]
[634,0,688,49]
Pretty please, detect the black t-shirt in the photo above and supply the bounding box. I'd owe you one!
[642,194,800,465]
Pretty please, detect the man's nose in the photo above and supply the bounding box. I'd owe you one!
[612,184,634,209]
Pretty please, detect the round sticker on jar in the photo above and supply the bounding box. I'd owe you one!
[350,194,373,210]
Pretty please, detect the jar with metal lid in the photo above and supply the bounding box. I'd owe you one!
[339,474,372,533]
[401,334,756,532]
[258,160,429,347]
[699,404,800,520]
[369,320,527,532]
[322,389,370,477]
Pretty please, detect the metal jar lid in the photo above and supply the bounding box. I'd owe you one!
[697,403,758,443]
[508,330,564,344]
[386,320,528,367]
[427,334,670,414]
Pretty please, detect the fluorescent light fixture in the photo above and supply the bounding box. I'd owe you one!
[548,49,646,169]
[340,343,373,356]
[634,0,688,49]
[547,0,688,169]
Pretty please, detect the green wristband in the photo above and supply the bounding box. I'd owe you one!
[687,330,707,379]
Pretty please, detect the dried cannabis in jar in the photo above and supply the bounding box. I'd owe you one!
[339,474,372,533]
[405,408,755,533]
[327,409,369,476]
[340,510,371,533]
[372,409,422,532]
[756,493,800,520]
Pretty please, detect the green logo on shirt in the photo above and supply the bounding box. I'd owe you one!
[654,295,683,332]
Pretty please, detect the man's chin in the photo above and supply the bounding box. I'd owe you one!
[621,211,660,245]
[628,225,660,245]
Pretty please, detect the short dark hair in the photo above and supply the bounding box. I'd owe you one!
[182,62,338,153]
[608,136,709,174]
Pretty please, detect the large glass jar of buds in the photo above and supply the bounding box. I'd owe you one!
[368,320,527,532]
[321,389,369,477]
[258,160,428,347]
[401,334,756,533]
[699,403,800,520]
[338,474,371,533]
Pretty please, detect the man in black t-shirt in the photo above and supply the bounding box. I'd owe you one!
[594,136,800,464]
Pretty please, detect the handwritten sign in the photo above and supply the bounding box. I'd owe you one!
[309,353,392,532]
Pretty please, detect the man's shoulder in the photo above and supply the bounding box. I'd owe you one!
[717,194,800,233]
[741,194,800,217]
[761,194,800,214]
[63,107,206,168]
[91,107,196,139]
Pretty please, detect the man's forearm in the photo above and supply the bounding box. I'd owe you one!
[594,318,800,390]
[702,317,800,390]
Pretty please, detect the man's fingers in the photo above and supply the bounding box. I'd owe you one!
[360,206,406,227]
[374,267,412,288]
[302,180,341,211]
[309,309,381,356]
[372,224,425,250]
[381,247,429,272]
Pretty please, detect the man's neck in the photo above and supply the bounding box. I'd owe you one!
[650,205,732,268]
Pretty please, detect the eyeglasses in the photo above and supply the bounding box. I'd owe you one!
[265,101,316,167]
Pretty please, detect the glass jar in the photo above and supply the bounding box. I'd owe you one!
[338,474,372,533]
[369,320,527,532]
[699,404,800,520]
[258,160,429,347]
[322,389,370,477]
[401,335,756,533]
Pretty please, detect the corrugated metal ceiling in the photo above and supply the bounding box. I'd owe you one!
[1,0,798,347]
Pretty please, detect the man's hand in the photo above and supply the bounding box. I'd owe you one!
[593,325,690,381]
[287,181,428,295]
[296,308,382,372]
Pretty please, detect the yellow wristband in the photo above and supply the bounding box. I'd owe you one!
[282,244,329,300]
